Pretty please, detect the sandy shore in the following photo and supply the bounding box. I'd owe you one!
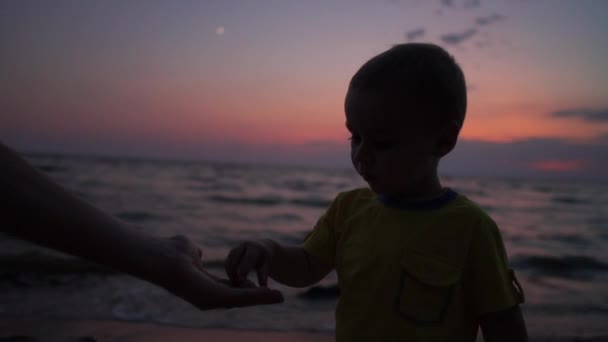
[1,316,608,342]
[0,316,333,342]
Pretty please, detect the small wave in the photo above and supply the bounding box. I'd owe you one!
[552,196,589,205]
[281,180,314,192]
[269,231,313,245]
[188,183,243,192]
[533,185,554,193]
[266,213,303,222]
[587,216,608,225]
[187,175,217,184]
[289,198,331,208]
[79,179,105,188]
[298,284,340,300]
[209,195,283,206]
[209,195,331,208]
[35,164,67,173]
[512,255,608,278]
[538,234,591,246]
[116,211,169,223]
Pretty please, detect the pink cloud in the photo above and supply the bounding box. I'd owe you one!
[528,159,586,172]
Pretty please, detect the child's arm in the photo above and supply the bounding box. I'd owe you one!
[226,239,332,288]
[479,305,528,342]
[0,141,283,309]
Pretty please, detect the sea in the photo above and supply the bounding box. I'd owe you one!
[1,153,607,338]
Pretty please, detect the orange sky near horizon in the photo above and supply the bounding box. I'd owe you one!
[1,0,607,177]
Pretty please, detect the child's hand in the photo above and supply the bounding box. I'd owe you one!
[225,239,276,287]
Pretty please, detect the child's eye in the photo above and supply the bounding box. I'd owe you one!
[373,141,396,150]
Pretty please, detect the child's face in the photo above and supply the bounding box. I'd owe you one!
[345,89,440,199]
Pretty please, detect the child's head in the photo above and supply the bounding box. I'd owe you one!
[344,43,467,199]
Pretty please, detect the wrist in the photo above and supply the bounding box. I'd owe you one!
[110,227,177,288]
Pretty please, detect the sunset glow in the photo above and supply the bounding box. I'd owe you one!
[529,160,586,173]
[1,0,607,178]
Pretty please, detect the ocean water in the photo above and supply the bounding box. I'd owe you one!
[1,153,607,338]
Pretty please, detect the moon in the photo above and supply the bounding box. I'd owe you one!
[216,26,225,36]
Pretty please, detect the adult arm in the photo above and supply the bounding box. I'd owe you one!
[0,141,283,309]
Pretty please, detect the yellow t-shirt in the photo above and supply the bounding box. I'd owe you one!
[302,188,524,342]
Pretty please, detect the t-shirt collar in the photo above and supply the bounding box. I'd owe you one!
[377,188,459,210]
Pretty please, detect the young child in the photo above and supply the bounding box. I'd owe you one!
[226,43,527,341]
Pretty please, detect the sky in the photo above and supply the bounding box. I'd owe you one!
[1,0,607,180]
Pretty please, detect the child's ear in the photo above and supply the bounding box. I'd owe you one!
[433,121,460,157]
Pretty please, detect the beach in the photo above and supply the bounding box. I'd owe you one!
[0,316,333,342]
[2,316,608,342]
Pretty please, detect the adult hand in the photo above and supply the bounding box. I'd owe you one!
[160,235,283,309]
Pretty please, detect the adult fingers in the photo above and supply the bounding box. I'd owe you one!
[224,287,284,308]
[168,235,204,270]
[184,268,283,310]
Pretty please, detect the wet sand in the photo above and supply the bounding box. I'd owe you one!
[1,315,607,342]
[0,316,332,342]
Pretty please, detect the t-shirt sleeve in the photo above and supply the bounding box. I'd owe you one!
[464,217,525,316]
[301,193,342,268]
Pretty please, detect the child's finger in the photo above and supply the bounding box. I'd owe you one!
[225,248,237,280]
[236,244,260,283]
[225,244,246,283]
[257,256,270,287]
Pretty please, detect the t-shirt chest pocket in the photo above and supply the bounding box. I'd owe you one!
[394,251,461,325]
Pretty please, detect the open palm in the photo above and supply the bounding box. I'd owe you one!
[161,235,284,310]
